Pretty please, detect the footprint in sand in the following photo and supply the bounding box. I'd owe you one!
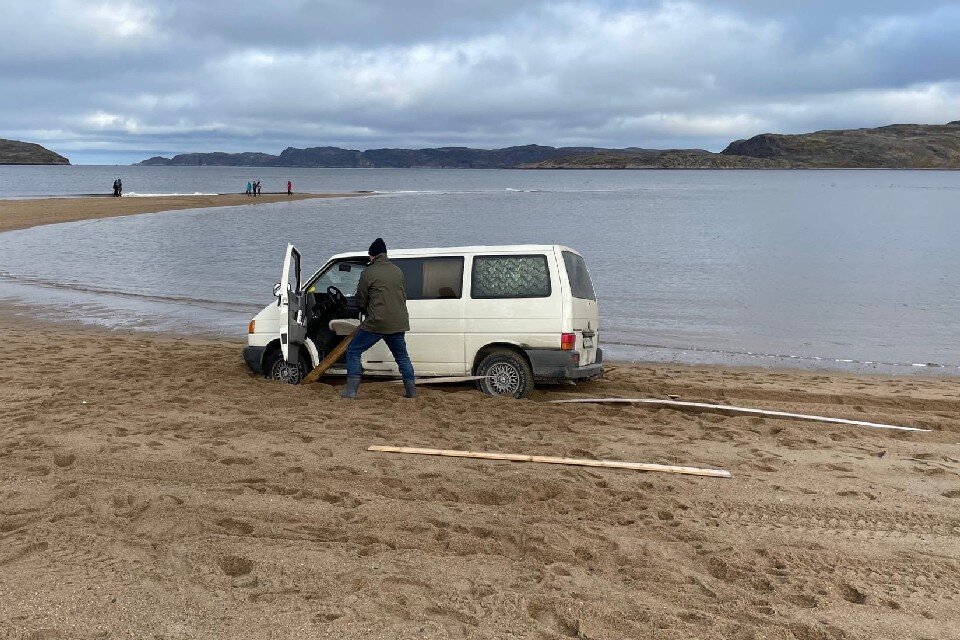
[216,518,254,535]
[218,554,254,577]
[53,453,76,468]
[839,582,868,604]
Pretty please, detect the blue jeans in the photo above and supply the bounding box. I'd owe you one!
[345,329,415,381]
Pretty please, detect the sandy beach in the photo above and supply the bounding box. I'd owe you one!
[1,198,959,639]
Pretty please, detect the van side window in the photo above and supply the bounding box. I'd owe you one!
[394,257,464,300]
[471,255,551,299]
[562,251,596,300]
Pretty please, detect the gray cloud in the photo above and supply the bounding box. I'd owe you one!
[2,0,958,163]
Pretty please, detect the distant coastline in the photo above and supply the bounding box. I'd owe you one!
[135,120,960,170]
[5,120,960,169]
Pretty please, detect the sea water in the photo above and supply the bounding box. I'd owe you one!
[0,166,957,375]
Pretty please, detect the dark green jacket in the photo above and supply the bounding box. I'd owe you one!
[355,254,410,334]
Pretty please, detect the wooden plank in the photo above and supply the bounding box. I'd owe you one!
[344,375,486,386]
[416,375,487,385]
[302,327,358,384]
[367,445,732,478]
[549,398,929,433]
[389,375,488,385]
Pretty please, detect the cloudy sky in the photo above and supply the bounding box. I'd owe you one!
[2,0,959,164]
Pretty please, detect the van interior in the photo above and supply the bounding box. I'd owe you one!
[302,255,466,363]
[303,258,366,362]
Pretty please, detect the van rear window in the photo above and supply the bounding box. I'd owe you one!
[562,251,596,300]
[471,255,551,298]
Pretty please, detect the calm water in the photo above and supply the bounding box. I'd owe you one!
[0,166,958,375]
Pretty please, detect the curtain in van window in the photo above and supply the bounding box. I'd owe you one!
[394,257,464,300]
[422,259,463,298]
[472,255,551,298]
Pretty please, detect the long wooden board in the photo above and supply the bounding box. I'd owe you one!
[302,328,358,384]
[367,445,732,478]
[548,398,929,433]
[392,375,488,385]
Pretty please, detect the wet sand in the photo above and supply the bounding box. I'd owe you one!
[1,198,959,638]
[1,310,958,639]
[0,193,369,233]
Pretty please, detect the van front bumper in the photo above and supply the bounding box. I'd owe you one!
[526,348,604,383]
[243,346,266,374]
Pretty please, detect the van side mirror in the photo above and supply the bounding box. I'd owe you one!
[273,282,282,297]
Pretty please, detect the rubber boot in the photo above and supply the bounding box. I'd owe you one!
[340,376,361,399]
[403,379,417,399]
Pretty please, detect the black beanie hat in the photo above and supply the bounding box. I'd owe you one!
[368,237,387,256]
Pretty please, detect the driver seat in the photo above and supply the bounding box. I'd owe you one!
[329,318,360,336]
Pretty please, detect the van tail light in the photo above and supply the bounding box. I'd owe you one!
[248,319,256,334]
[560,332,576,350]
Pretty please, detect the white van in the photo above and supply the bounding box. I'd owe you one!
[243,244,602,397]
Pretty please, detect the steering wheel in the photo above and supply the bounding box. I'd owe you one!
[326,285,347,310]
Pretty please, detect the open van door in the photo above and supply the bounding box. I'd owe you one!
[278,244,306,364]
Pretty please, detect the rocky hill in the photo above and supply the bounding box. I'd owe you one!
[139,151,276,167]
[0,139,69,165]
[138,144,605,168]
[136,121,960,169]
[722,121,960,168]
[520,148,792,169]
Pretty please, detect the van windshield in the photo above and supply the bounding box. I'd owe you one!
[307,259,367,296]
[562,251,596,300]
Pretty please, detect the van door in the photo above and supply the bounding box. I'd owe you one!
[278,244,306,364]
[560,250,600,365]
[361,256,467,376]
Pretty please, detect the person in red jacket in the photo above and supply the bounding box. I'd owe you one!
[286,180,293,195]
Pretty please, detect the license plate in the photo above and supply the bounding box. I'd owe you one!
[583,336,594,348]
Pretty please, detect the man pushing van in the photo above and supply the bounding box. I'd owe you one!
[341,238,416,399]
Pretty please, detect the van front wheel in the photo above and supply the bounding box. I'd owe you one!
[264,351,307,385]
[476,349,534,399]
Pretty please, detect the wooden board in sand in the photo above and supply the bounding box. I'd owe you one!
[368,445,732,478]
[549,398,929,432]
[389,376,487,385]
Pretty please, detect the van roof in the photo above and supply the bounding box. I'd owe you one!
[329,244,580,260]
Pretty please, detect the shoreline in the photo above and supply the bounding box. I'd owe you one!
[0,193,955,378]
[0,192,371,234]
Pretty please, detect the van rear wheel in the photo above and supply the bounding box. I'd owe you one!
[476,349,534,399]
[264,351,308,385]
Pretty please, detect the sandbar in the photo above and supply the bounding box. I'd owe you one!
[0,192,369,233]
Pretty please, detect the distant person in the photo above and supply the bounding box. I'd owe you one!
[254,179,261,196]
[117,178,122,197]
[112,179,120,197]
[341,237,416,399]
[287,180,292,196]
[246,181,252,196]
